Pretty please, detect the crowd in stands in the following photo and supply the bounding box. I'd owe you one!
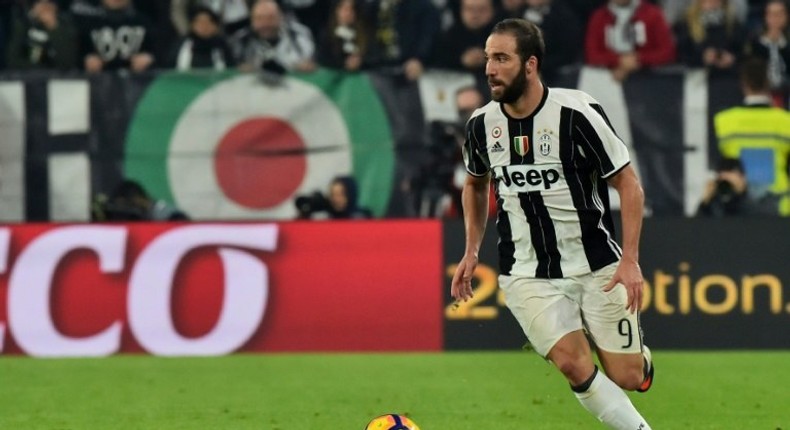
[0,0,785,90]
[0,0,785,101]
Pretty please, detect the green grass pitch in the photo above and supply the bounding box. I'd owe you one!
[1,351,787,429]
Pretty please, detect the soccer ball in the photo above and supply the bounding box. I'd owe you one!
[365,414,420,430]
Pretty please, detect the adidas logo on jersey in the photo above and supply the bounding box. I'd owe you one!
[489,142,505,153]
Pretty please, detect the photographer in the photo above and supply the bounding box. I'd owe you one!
[411,86,484,218]
[92,179,189,222]
[411,117,465,217]
[697,158,779,217]
[295,175,372,220]
[7,0,78,70]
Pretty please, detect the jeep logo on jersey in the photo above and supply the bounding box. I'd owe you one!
[495,166,561,191]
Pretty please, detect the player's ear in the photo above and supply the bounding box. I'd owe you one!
[526,56,538,74]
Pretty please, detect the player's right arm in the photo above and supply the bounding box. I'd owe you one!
[451,173,490,302]
[450,106,491,301]
[452,113,491,302]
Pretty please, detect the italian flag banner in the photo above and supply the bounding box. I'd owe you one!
[124,69,394,220]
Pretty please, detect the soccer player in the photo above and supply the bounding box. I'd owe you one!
[450,19,654,429]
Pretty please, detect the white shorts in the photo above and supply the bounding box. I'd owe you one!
[499,262,643,357]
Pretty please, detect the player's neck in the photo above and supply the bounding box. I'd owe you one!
[503,80,545,119]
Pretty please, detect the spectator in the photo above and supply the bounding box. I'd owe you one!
[277,0,330,40]
[363,0,440,81]
[166,5,235,70]
[431,0,496,75]
[316,0,369,71]
[77,0,156,73]
[294,176,372,219]
[697,158,777,216]
[93,179,189,221]
[746,0,771,30]
[714,58,790,215]
[7,0,78,70]
[234,0,315,73]
[743,0,790,106]
[73,0,175,47]
[565,0,607,24]
[70,0,103,18]
[660,0,747,24]
[585,0,676,81]
[171,0,250,39]
[500,0,526,18]
[432,0,456,30]
[674,0,744,73]
[131,0,179,64]
[524,0,583,84]
[326,176,372,219]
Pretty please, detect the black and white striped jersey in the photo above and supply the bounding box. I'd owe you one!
[462,86,630,278]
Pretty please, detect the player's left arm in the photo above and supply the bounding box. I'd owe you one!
[574,100,645,312]
[606,165,645,314]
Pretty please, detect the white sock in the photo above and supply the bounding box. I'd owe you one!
[573,368,652,430]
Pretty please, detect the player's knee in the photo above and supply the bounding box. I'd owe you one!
[609,366,644,391]
[552,353,593,385]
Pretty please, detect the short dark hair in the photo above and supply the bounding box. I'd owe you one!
[189,5,221,24]
[765,0,789,11]
[111,179,149,201]
[739,57,769,92]
[717,157,744,173]
[491,18,545,70]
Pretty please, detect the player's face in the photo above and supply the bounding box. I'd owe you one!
[485,33,527,104]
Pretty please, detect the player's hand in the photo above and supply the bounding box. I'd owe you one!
[604,258,643,314]
[451,254,478,303]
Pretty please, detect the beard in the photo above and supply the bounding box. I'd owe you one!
[491,64,527,104]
